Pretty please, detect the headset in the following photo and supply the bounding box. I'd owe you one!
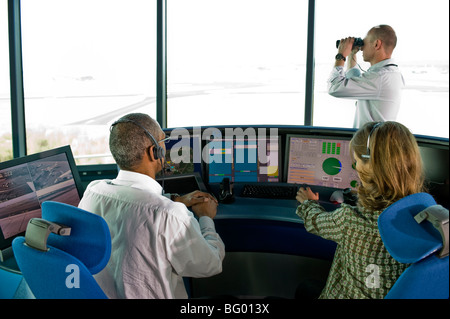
[361,122,382,159]
[110,119,165,160]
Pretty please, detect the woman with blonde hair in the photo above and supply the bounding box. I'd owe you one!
[295,121,425,299]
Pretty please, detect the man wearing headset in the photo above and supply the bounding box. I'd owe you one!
[328,25,405,128]
[78,113,224,299]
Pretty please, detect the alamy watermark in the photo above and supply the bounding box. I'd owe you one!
[365,264,380,289]
[65,264,80,289]
[167,127,279,166]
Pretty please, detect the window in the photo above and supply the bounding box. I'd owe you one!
[167,0,308,127]
[20,0,157,164]
[314,0,449,138]
[4,0,449,162]
[0,1,12,162]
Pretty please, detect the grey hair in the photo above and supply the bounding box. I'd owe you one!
[109,113,161,170]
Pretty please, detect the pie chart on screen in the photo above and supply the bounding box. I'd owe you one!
[322,158,342,176]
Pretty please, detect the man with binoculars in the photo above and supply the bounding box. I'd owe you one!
[328,25,404,128]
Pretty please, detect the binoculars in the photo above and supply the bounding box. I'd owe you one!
[336,37,364,49]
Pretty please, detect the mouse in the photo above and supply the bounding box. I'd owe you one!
[329,190,344,204]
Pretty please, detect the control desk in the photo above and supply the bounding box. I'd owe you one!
[209,182,340,258]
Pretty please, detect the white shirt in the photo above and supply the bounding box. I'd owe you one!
[78,170,225,299]
[328,59,405,128]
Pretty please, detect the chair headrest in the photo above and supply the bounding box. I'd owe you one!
[24,218,72,252]
[38,201,111,274]
[415,205,449,258]
[378,193,448,264]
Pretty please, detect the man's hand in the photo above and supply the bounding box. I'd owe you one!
[191,198,218,219]
[174,190,218,207]
[335,37,356,67]
[337,37,355,58]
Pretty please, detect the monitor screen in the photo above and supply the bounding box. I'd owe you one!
[285,135,360,190]
[0,145,83,252]
[158,132,203,177]
[206,134,280,183]
[156,173,208,195]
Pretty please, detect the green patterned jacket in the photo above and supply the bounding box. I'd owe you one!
[296,200,409,299]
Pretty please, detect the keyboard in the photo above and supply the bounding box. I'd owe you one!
[240,184,298,200]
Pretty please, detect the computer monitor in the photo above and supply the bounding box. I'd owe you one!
[156,172,208,195]
[0,145,83,257]
[285,134,360,190]
[206,133,280,183]
[158,132,203,177]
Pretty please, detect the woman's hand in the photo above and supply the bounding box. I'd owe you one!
[296,187,319,204]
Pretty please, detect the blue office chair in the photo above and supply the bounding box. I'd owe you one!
[378,193,449,299]
[12,201,111,299]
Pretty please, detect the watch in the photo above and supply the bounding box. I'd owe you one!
[335,53,346,61]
